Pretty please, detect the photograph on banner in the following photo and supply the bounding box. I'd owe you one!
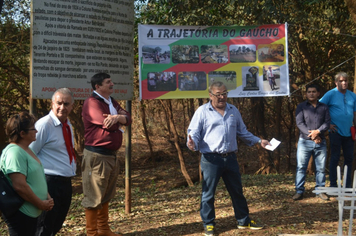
[138,24,289,99]
[263,65,280,91]
[242,67,259,91]
[258,44,285,62]
[178,72,207,91]
[201,45,229,63]
[142,45,171,64]
[229,45,256,63]
[172,45,200,63]
[147,72,176,91]
[208,71,236,91]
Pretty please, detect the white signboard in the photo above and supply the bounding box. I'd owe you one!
[31,0,134,100]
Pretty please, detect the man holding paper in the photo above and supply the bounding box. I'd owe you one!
[293,84,330,201]
[187,81,271,235]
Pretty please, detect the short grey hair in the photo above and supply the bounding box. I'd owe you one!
[208,81,226,94]
[335,72,348,82]
[52,88,74,104]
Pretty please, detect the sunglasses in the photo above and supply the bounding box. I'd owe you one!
[210,92,228,98]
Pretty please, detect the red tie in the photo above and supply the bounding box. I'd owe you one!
[62,120,76,164]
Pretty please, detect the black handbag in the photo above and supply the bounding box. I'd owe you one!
[0,169,24,217]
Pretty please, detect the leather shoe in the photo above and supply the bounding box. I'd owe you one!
[317,193,329,201]
[292,193,303,201]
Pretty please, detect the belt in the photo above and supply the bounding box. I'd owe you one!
[45,174,72,182]
[205,152,235,157]
[220,152,235,157]
[85,145,117,156]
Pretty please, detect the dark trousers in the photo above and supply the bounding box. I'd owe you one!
[329,132,354,188]
[36,175,72,236]
[3,210,38,236]
[200,153,250,227]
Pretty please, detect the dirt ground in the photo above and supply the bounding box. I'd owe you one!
[1,137,356,236]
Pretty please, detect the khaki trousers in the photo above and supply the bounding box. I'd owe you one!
[81,149,120,208]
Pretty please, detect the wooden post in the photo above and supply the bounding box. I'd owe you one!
[125,100,132,214]
[29,97,37,117]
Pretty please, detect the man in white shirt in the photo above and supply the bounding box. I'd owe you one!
[266,66,275,90]
[30,88,76,236]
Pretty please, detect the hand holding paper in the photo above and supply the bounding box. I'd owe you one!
[265,138,281,151]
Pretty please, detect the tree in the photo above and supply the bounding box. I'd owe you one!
[138,0,356,175]
[1,0,355,183]
[0,0,31,149]
[160,100,193,186]
[0,0,3,14]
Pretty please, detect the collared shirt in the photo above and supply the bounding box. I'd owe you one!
[187,102,259,154]
[29,110,76,177]
[93,91,118,115]
[319,88,356,137]
[295,100,330,140]
[267,69,273,78]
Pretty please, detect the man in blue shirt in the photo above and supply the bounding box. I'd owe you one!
[319,72,356,188]
[293,84,330,201]
[187,81,270,236]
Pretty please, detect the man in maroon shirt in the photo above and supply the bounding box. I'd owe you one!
[82,72,132,236]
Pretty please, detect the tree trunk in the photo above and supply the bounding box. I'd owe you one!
[287,101,295,172]
[274,97,282,172]
[198,98,203,107]
[139,100,154,163]
[68,101,84,175]
[160,100,194,187]
[0,0,3,15]
[188,99,195,121]
[306,157,315,175]
[162,100,172,137]
[182,100,187,142]
[255,97,276,174]
[187,99,203,181]
[0,108,7,151]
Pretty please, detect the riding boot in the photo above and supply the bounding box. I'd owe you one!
[85,208,98,236]
[97,202,122,236]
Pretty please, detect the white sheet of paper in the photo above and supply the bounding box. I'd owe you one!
[265,138,281,151]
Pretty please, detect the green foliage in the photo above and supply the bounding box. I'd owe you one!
[0,0,31,120]
[0,0,355,172]
[138,0,356,87]
[136,0,356,173]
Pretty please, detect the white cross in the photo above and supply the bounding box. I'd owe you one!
[313,166,356,236]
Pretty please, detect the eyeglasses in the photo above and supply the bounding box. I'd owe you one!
[26,128,37,131]
[210,92,228,98]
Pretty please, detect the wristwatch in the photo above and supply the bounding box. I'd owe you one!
[258,139,262,144]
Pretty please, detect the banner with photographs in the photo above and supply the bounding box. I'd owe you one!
[138,23,289,100]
